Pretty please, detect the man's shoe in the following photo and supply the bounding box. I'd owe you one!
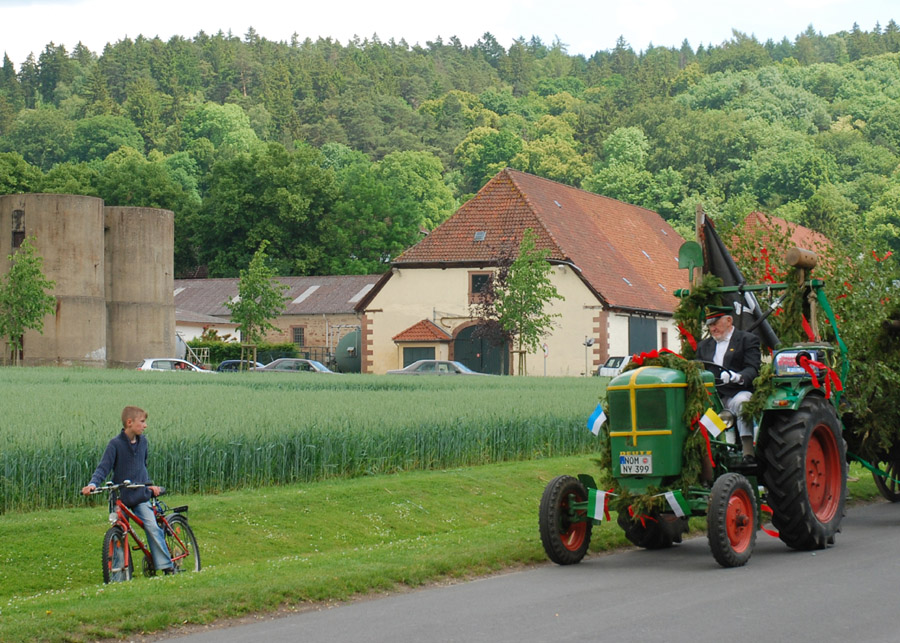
[163,566,182,575]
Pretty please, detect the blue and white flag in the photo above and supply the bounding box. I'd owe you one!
[587,403,607,436]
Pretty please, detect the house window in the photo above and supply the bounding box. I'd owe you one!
[469,271,492,305]
[661,328,668,350]
[292,326,305,347]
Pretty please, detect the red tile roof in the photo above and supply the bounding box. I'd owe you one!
[393,169,687,314]
[392,319,452,342]
[741,212,832,252]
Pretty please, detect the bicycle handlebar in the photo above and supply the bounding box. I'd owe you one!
[86,481,167,496]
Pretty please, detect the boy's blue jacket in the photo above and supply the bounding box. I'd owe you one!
[89,430,154,507]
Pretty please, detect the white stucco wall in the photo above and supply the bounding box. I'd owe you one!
[364,264,653,376]
[176,322,239,342]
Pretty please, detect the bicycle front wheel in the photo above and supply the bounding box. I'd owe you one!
[102,526,133,584]
[165,514,201,572]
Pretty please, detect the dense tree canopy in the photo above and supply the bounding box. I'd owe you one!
[0,21,899,279]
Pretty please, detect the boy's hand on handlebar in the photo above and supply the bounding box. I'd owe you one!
[81,484,96,496]
[149,485,163,497]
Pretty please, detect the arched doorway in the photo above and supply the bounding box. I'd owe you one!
[453,325,509,375]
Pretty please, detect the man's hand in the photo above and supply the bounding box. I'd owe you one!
[149,485,163,497]
[81,484,96,496]
[720,370,743,385]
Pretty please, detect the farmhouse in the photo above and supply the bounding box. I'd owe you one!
[173,275,378,364]
[354,169,689,375]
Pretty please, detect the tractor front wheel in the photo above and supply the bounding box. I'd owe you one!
[708,472,757,567]
[539,475,592,565]
[761,396,847,550]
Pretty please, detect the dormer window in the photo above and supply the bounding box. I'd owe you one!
[474,231,486,241]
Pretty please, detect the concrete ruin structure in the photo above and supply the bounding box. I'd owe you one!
[0,193,175,367]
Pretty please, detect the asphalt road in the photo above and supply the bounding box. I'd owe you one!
[167,501,900,643]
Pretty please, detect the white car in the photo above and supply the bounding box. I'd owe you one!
[136,358,215,373]
[596,356,632,378]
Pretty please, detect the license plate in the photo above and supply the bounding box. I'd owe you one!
[619,453,652,475]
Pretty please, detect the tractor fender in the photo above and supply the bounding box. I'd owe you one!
[761,383,831,413]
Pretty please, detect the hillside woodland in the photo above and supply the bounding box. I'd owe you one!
[2,22,900,280]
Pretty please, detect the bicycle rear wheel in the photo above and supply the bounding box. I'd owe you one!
[165,514,201,572]
[102,526,133,584]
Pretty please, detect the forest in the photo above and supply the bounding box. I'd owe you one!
[2,20,900,278]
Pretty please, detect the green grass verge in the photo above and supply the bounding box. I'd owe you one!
[0,458,884,642]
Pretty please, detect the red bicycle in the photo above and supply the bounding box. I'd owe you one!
[88,481,201,583]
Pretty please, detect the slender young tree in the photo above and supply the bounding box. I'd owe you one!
[0,236,56,365]
[472,228,564,375]
[225,240,288,366]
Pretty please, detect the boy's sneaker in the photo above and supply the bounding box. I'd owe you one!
[163,566,182,575]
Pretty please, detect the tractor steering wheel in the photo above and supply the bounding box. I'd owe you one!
[695,360,728,387]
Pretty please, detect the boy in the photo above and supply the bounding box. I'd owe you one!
[82,406,175,574]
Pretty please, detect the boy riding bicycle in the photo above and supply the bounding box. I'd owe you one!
[81,406,176,574]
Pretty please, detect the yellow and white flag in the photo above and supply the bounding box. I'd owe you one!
[699,408,727,438]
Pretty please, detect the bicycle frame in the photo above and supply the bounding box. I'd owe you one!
[102,484,192,571]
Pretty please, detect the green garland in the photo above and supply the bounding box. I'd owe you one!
[672,274,723,359]
[767,268,806,347]
[742,362,774,423]
[594,352,711,517]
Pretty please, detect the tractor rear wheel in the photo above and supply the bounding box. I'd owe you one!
[708,472,757,567]
[873,449,900,502]
[761,396,847,550]
[539,475,592,565]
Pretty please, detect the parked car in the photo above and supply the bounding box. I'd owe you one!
[595,355,632,378]
[386,360,487,375]
[256,358,335,374]
[216,359,265,373]
[136,358,215,373]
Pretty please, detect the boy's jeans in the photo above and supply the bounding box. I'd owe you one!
[131,501,173,571]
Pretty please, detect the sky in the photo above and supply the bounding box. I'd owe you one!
[0,0,897,67]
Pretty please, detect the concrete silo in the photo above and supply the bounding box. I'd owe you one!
[0,193,107,366]
[104,206,175,367]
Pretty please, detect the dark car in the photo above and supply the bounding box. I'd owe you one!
[386,359,486,375]
[256,358,335,374]
[216,360,264,373]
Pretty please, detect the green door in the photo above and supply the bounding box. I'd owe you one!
[453,326,508,375]
[402,346,435,367]
[629,316,657,355]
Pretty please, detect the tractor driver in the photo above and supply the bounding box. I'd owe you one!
[696,310,761,463]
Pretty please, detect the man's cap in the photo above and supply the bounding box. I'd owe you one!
[705,306,732,325]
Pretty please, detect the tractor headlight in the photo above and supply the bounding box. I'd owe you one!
[718,410,736,429]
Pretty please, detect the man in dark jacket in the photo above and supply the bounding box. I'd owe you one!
[82,406,174,573]
[696,311,761,461]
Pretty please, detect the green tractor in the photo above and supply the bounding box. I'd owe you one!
[539,242,849,568]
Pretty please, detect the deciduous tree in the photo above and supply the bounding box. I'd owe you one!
[0,237,56,365]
